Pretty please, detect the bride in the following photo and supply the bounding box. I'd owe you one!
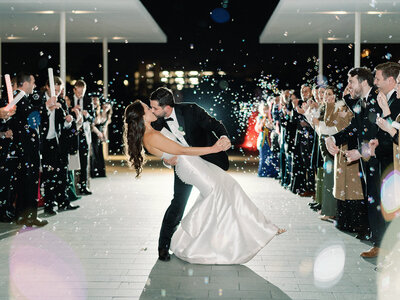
[124,100,285,264]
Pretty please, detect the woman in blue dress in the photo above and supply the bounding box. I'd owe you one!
[254,102,279,177]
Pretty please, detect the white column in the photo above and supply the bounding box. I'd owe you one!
[102,37,109,159]
[354,12,361,68]
[0,37,2,99]
[60,11,66,84]
[102,38,108,98]
[318,38,323,85]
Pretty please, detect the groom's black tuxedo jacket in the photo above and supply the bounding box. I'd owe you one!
[151,102,230,171]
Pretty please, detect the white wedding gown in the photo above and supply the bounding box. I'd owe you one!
[161,129,278,265]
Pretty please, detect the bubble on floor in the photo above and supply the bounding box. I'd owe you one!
[313,242,345,288]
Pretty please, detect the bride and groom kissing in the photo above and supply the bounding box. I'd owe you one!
[123,87,285,265]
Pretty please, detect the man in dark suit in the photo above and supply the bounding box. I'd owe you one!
[0,102,16,222]
[40,77,80,215]
[150,87,231,261]
[290,84,315,197]
[10,72,48,226]
[326,66,399,258]
[68,80,95,195]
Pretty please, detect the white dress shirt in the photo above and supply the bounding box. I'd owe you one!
[165,108,189,146]
[45,93,57,140]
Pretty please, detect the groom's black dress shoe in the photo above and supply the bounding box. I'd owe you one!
[158,248,171,261]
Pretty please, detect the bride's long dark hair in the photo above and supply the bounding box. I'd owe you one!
[123,100,146,177]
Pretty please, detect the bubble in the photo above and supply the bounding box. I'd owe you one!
[323,160,333,174]
[377,217,400,299]
[380,170,400,221]
[385,53,392,60]
[210,8,230,23]
[313,243,346,288]
[283,31,288,37]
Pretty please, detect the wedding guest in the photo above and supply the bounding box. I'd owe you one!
[0,101,17,222]
[40,77,79,215]
[90,94,112,178]
[278,90,291,187]
[64,95,82,202]
[254,101,279,177]
[325,85,366,234]
[326,67,383,258]
[68,80,94,195]
[291,84,315,197]
[311,86,339,221]
[10,72,47,226]
[309,85,325,209]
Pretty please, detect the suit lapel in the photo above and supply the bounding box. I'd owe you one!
[174,105,186,132]
[388,91,397,107]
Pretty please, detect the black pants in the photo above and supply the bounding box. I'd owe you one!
[0,139,17,217]
[363,157,388,247]
[41,138,69,208]
[77,133,90,190]
[158,170,193,250]
[15,151,40,220]
[291,137,315,194]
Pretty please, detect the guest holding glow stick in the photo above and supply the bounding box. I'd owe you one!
[40,76,80,215]
[0,76,17,222]
[9,72,48,226]
[67,80,95,195]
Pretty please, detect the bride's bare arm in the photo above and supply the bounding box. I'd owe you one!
[144,131,222,157]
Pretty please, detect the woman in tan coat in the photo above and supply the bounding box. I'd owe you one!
[324,91,367,235]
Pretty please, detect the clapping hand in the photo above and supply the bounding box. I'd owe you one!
[368,139,379,157]
[326,94,335,104]
[377,92,391,117]
[376,117,391,132]
[65,114,73,123]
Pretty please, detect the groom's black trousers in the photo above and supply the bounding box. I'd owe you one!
[159,171,193,250]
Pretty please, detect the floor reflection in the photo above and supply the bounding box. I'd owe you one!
[139,255,291,299]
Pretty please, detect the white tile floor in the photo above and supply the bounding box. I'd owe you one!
[0,157,383,300]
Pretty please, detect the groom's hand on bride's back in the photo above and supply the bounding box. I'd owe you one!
[163,156,178,166]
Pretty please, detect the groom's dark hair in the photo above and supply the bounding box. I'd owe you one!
[150,87,175,107]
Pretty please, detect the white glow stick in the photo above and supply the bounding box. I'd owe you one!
[392,121,400,130]
[5,91,25,110]
[48,68,56,97]
[4,74,14,104]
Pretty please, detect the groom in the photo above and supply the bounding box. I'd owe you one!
[150,87,231,261]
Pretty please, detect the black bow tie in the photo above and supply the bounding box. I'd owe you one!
[165,117,174,122]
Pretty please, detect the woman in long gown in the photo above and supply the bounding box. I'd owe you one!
[254,102,279,177]
[90,96,112,178]
[123,100,285,265]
